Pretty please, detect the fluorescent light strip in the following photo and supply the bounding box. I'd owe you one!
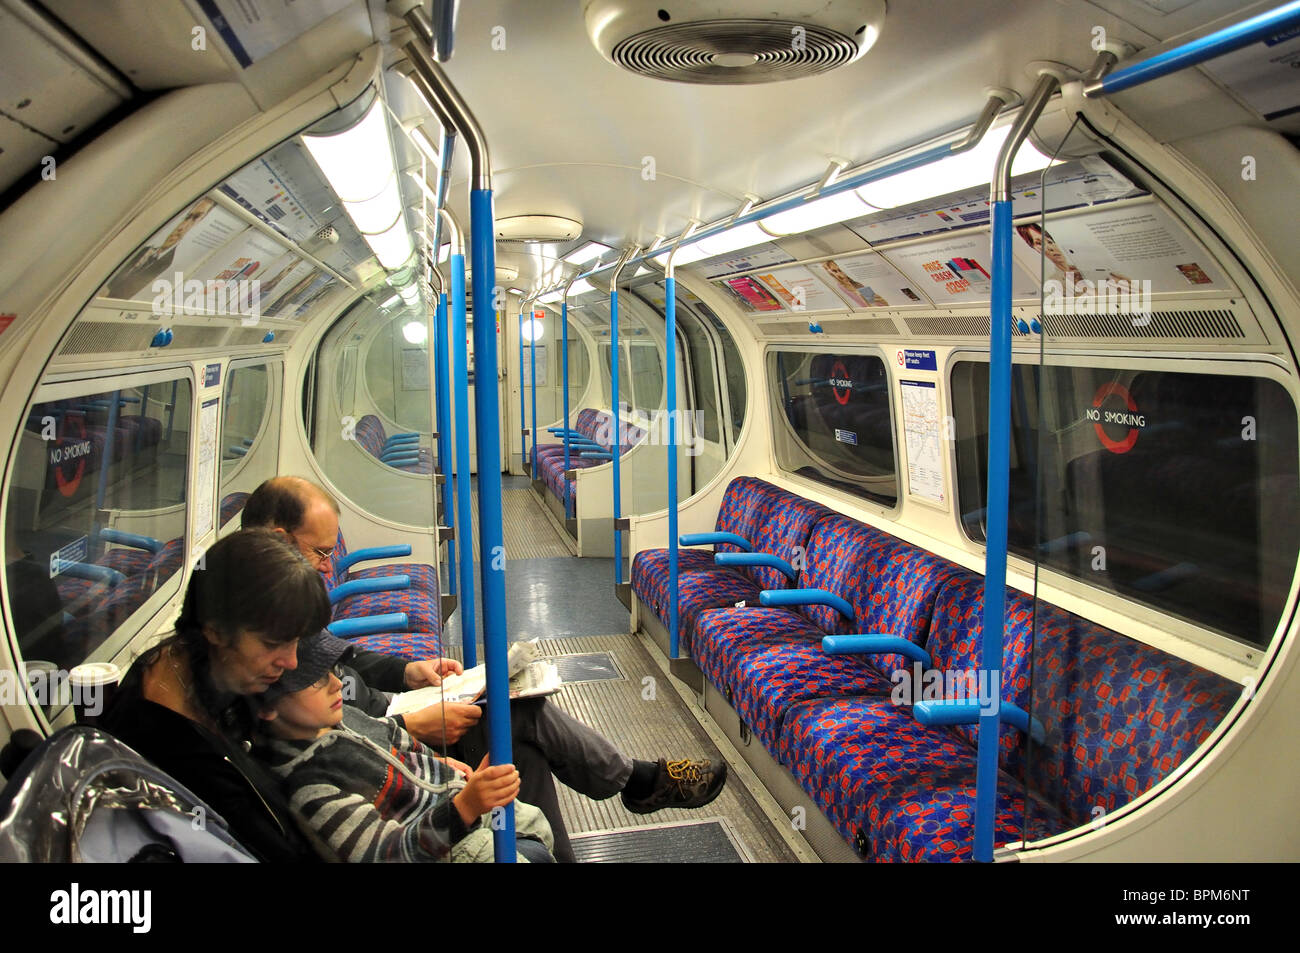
[563,241,612,265]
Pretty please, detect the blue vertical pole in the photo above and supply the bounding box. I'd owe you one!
[529,310,538,483]
[975,197,1014,863]
[470,187,514,861]
[561,298,572,519]
[665,278,680,658]
[451,255,477,668]
[435,291,456,598]
[518,311,527,477]
[611,287,623,583]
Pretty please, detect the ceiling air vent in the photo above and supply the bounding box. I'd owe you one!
[586,1,885,85]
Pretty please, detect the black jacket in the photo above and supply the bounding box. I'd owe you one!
[99,661,319,863]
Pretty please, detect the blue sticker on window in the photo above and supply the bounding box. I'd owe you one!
[834,428,858,446]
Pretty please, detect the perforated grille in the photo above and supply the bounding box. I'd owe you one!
[1038,308,1243,339]
[59,322,157,355]
[611,19,860,84]
[905,314,996,336]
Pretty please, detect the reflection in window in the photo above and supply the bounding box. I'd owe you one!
[769,350,897,507]
[219,362,281,528]
[4,376,192,676]
[628,342,663,412]
[952,361,1299,649]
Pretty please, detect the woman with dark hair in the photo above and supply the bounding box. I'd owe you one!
[100,528,332,863]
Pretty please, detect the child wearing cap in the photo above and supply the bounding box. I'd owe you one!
[255,630,555,863]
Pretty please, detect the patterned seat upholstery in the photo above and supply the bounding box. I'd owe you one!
[530,409,647,513]
[322,529,442,653]
[353,414,434,475]
[631,477,830,638]
[347,631,443,660]
[220,491,250,527]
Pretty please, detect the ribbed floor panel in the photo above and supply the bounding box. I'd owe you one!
[570,819,749,863]
[466,489,574,560]
[549,651,622,683]
[537,635,796,863]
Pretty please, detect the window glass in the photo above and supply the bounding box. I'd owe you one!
[5,374,192,677]
[953,361,1299,649]
[628,342,663,412]
[219,362,281,528]
[676,310,721,442]
[769,349,897,507]
[695,301,746,443]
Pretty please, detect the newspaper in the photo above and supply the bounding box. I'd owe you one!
[385,641,560,716]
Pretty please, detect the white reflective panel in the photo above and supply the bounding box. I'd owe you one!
[345,174,402,234]
[366,220,414,270]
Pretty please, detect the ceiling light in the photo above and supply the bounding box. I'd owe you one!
[692,221,770,256]
[855,123,1056,210]
[563,241,612,265]
[759,190,870,236]
[344,174,402,234]
[381,293,401,309]
[521,317,546,340]
[368,219,414,270]
[402,321,428,345]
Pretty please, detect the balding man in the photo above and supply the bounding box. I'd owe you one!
[242,476,726,862]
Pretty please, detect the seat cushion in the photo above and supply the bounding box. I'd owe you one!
[630,548,726,622]
[331,589,440,635]
[346,630,442,660]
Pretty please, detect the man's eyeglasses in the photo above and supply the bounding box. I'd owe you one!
[289,532,334,564]
[311,663,346,691]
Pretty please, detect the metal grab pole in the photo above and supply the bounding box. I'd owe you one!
[449,245,477,670]
[403,2,512,860]
[529,307,538,483]
[518,310,527,476]
[664,264,680,659]
[434,287,456,598]
[1085,0,1300,96]
[561,279,575,518]
[974,71,1061,864]
[608,248,636,585]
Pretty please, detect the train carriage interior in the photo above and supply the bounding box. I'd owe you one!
[0,0,1298,866]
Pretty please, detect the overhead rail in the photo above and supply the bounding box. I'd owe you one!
[429,130,458,605]
[395,0,514,861]
[1084,0,1300,96]
[566,89,1014,288]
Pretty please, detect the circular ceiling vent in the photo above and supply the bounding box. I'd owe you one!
[612,19,857,84]
[586,2,886,85]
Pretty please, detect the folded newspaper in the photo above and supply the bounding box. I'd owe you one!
[385,640,560,717]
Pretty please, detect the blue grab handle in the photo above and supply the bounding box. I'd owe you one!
[679,532,750,551]
[227,445,248,456]
[336,544,413,573]
[822,634,932,667]
[913,698,1046,744]
[715,551,797,581]
[57,562,125,585]
[328,573,411,605]
[98,528,163,554]
[759,587,856,622]
[328,612,409,638]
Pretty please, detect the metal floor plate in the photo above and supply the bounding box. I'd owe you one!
[547,651,623,683]
[569,818,751,864]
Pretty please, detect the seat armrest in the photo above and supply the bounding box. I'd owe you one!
[715,551,797,581]
[822,634,930,667]
[759,588,855,622]
[678,532,750,551]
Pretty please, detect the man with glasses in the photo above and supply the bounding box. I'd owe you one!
[241,476,726,862]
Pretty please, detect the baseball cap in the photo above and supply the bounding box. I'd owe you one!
[262,629,353,700]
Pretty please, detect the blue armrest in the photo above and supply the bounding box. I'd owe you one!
[759,588,855,622]
[580,451,613,460]
[328,612,409,638]
[547,427,583,436]
[242,438,254,447]
[913,698,1046,744]
[328,573,411,605]
[678,532,751,551]
[226,445,248,456]
[822,634,931,667]
[57,562,125,586]
[715,551,797,581]
[390,431,420,440]
[97,528,163,554]
[381,453,420,466]
[384,435,420,447]
[336,544,412,573]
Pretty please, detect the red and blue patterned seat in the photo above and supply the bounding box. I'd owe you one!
[353,414,434,475]
[530,409,646,514]
[322,528,442,653]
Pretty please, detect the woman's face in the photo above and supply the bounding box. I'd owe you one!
[207,628,299,695]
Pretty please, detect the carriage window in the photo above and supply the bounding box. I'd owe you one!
[628,342,663,411]
[952,361,1300,649]
[4,374,192,678]
[219,361,282,528]
[768,349,898,507]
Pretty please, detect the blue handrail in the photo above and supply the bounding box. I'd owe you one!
[518,311,527,477]
[611,288,623,586]
[529,309,538,485]
[666,276,680,657]
[434,290,457,598]
[561,297,572,517]
[1087,1,1300,96]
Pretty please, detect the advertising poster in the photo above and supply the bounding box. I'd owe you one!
[808,252,929,309]
[1201,28,1300,120]
[885,232,1039,303]
[1009,201,1233,296]
[101,197,245,301]
[219,159,321,243]
[753,265,846,312]
[718,274,784,313]
[700,243,796,279]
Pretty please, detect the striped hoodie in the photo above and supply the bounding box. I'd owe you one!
[257,706,474,862]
